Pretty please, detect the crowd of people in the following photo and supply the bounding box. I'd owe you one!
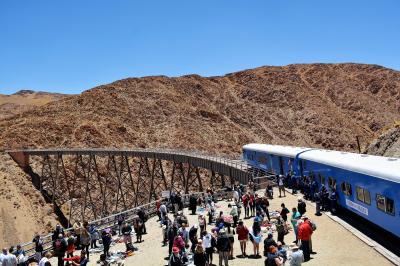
[0,173,331,266]
[163,176,323,266]
[0,207,149,266]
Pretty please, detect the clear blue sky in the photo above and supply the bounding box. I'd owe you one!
[1,1,399,94]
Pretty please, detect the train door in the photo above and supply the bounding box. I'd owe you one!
[279,157,284,175]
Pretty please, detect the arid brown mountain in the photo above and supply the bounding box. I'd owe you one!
[1,63,400,245]
[1,63,400,153]
[0,90,69,119]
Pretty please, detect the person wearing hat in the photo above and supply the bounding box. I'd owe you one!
[169,247,183,266]
[193,241,207,266]
[216,229,231,266]
[289,244,304,266]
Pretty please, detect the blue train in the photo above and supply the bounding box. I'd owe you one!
[242,143,400,238]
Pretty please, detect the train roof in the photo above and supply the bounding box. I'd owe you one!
[299,149,400,184]
[242,143,311,158]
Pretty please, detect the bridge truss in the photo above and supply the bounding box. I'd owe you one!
[8,149,267,225]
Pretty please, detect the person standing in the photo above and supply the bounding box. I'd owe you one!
[190,195,198,215]
[80,228,91,261]
[289,244,304,266]
[189,224,199,253]
[101,230,112,257]
[280,203,290,222]
[121,222,133,252]
[297,198,306,217]
[38,252,52,266]
[193,242,207,266]
[53,234,67,266]
[275,216,287,245]
[242,193,250,219]
[137,208,148,234]
[291,208,301,243]
[32,234,44,262]
[202,231,214,265]
[168,247,183,266]
[89,224,99,249]
[236,220,249,257]
[216,229,231,266]
[1,248,17,266]
[297,217,313,262]
[278,175,286,197]
[229,205,239,227]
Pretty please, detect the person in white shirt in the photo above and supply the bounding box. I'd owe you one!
[38,252,52,266]
[1,248,17,266]
[202,231,214,265]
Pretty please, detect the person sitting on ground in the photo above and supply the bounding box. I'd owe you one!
[38,252,52,266]
[236,220,249,257]
[63,250,88,266]
[276,242,287,262]
[169,247,183,266]
[263,233,277,257]
[193,242,207,266]
[289,244,304,266]
[265,246,284,266]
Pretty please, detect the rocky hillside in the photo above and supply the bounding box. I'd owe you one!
[364,122,400,157]
[1,63,399,153]
[1,63,400,245]
[0,90,68,119]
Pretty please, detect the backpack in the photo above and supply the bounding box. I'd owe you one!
[310,221,317,231]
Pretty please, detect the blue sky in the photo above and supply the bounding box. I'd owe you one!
[0,0,399,94]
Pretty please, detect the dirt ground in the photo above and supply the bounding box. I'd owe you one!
[49,187,394,266]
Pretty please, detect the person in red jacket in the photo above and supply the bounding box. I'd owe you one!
[242,193,250,218]
[297,216,313,261]
[236,220,249,257]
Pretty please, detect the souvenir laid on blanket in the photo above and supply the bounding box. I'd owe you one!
[196,207,206,215]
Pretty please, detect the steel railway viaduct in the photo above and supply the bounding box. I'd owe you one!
[7,148,270,227]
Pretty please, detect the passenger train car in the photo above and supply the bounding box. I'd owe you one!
[242,143,400,238]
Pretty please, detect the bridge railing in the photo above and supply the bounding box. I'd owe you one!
[19,189,234,259]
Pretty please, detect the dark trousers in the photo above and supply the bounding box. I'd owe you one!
[277,232,285,245]
[83,244,90,259]
[169,240,174,255]
[205,247,213,263]
[300,240,310,261]
[103,245,110,257]
[244,206,250,217]
[57,255,64,266]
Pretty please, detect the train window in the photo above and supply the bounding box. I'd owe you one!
[376,194,395,215]
[318,174,325,185]
[386,198,395,215]
[328,177,336,189]
[376,194,386,212]
[356,186,370,205]
[341,182,352,196]
[364,190,371,205]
